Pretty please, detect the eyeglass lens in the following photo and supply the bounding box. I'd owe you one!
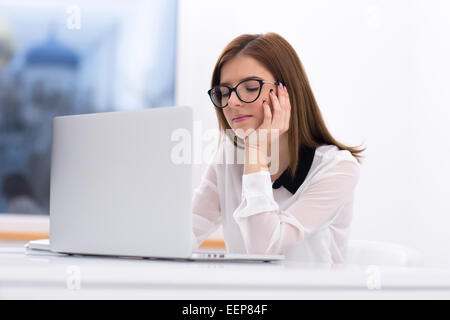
[211,79,261,108]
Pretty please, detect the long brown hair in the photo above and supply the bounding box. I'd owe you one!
[211,32,366,177]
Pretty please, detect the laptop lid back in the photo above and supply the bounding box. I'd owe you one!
[50,106,193,258]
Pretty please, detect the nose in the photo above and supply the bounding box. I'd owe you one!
[227,90,242,108]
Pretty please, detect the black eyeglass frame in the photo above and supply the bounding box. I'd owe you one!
[207,79,281,109]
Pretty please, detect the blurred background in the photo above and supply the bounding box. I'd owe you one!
[1,0,450,267]
[0,0,177,214]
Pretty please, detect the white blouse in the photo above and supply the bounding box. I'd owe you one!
[192,139,361,264]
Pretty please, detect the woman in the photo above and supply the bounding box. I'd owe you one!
[192,32,365,264]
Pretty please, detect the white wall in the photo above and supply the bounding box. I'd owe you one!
[175,0,450,267]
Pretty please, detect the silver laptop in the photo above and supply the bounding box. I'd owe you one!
[27,106,283,262]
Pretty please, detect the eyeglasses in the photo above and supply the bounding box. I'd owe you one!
[208,79,280,109]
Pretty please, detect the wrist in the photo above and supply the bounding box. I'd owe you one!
[244,142,269,174]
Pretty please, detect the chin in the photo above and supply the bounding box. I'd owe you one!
[231,125,257,139]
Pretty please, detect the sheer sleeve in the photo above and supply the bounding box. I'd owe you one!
[233,160,360,254]
[191,162,222,250]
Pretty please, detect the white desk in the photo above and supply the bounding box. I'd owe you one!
[1,247,450,299]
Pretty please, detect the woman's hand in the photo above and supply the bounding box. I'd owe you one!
[244,82,291,173]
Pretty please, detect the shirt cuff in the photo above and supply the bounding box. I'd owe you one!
[242,170,273,197]
[236,170,279,218]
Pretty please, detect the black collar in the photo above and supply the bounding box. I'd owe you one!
[272,145,316,194]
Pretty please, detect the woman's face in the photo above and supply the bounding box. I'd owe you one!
[219,54,277,135]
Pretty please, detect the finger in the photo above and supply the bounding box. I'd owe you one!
[283,85,290,125]
[270,89,287,132]
[278,82,287,108]
[271,84,289,133]
[269,89,282,123]
[262,100,272,129]
[284,104,290,131]
[284,85,290,107]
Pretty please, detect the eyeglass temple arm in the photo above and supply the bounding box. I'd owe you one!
[263,80,281,86]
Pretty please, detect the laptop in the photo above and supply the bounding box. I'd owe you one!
[27,106,283,262]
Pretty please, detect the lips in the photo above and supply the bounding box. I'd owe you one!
[232,115,252,122]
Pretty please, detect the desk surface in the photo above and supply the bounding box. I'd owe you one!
[2,248,450,299]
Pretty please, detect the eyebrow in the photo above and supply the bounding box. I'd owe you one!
[219,76,263,86]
